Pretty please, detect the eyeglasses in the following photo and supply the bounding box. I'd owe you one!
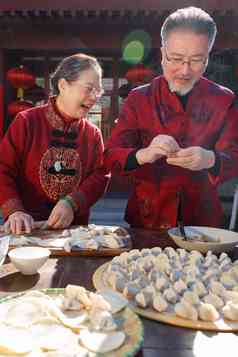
[164,47,208,70]
[79,82,104,98]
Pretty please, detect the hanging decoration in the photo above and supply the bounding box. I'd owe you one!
[7,65,36,99]
[6,65,36,119]
[125,63,155,86]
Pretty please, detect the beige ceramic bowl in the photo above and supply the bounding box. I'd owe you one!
[8,246,50,275]
[168,226,238,254]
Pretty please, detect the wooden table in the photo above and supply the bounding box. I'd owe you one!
[0,228,238,357]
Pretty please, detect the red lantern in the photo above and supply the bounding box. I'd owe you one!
[8,100,34,117]
[6,66,35,90]
[125,64,155,85]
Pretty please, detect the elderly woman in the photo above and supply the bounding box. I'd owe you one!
[0,53,109,234]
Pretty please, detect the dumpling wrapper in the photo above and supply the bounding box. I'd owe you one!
[31,322,79,351]
[3,297,48,328]
[45,345,89,357]
[3,292,88,331]
[0,325,34,355]
[79,329,125,353]
[99,290,128,313]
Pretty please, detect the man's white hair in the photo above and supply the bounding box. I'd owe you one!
[161,7,217,52]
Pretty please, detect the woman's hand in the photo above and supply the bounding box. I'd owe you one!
[4,211,34,234]
[47,200,74,229]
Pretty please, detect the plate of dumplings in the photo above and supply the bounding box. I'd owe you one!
[168,226,238,253]
[93,247,238,331]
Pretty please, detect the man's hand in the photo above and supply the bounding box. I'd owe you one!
[136,135,180,165]
[166,146,215,171]
[47,200,74,229]
[4,211,34,235]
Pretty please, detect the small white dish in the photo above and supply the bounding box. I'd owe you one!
[8,246,50,275]
[0,236,10,265]
[168,226,238,253]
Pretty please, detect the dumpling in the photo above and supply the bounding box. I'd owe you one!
[220,272,236,289]
[174,301,198,321]
[164,247,177,259]
[222,302,238,321]
[130,270,141,281]
[151,247,162,256]
[65,285,92,309]
[89,309,117,331]
[202,268,218,284]
[192,281,207,298]
[142,285,156,299]
[170,270,184,282]
[223,290,238,304]
[203,293,224,310]
[154,254,169,268]
[136,276,150,289]
[108,272,127,292]
[183,270,198,286]
[89,292,111,312]
[135,292,152,308]
[219,257,232,272]
[123,282,140,299]
[141,248,152,257]
[182,291,200,306]
[187,251,203,265]
[209,281,226,298]
[152,294,168,313]
[198,303,219,322]
[148,269,162,283]
[155,276,169,291]
[177,249,188,262]
[163,287,179,304]
[173,279,187,295]
[219,252,229,262]
[119,252,130,266]
[143,258,154,274]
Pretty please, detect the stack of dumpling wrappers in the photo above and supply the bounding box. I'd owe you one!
[106,247,238,322]
[0,285,129,356]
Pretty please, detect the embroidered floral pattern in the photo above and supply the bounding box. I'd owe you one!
[45,96,80,132]
[39,147,82,201]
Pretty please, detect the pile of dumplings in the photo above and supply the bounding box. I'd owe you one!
[63,225,130,252]
[106,247,238,322]
[0,285,129,356]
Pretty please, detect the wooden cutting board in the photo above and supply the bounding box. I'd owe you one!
[93,262,238,332]
[0,224,132,257]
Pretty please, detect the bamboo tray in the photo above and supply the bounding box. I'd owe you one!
[93,262,238,332]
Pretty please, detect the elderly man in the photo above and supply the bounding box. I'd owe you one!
[104,7,238,229]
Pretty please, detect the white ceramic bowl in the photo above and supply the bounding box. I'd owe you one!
[8,246,50,275]
[168,226,238,254]
[0,235,10,265]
